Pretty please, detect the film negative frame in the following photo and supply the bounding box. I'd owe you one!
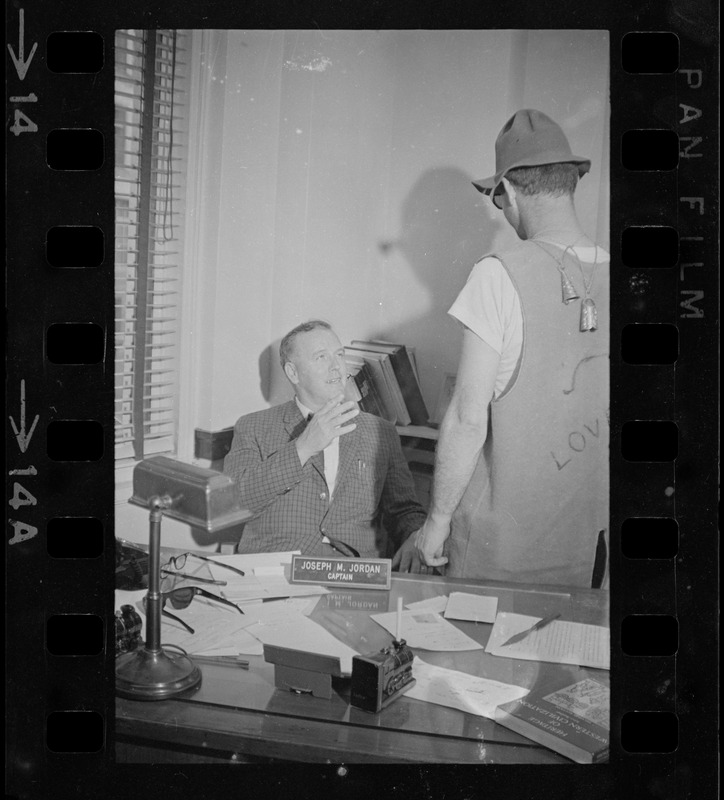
[5,2,718,798]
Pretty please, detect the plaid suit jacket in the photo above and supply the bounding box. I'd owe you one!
[223,400,426,557]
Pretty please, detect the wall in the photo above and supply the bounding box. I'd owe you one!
[116,29,610,550]
[211,29,610,416]
[518,30,610,245]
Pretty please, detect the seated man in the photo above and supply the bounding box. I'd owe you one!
[224,320,426,561]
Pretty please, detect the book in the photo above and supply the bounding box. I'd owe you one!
[345,346,406,424]
[345,345,410,425]
[344,356,387,419]
[494,676,610,764]
[406,345,421,385]
[350,340,429,425]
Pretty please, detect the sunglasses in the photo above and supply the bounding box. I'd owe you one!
[491,188,506,210]
[144,586,243,635]
[326,535,360,559]
[160,551,246,584]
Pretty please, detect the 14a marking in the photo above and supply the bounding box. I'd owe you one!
[8,380,39,544]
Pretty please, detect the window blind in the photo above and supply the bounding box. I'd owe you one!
[114,30,188,463]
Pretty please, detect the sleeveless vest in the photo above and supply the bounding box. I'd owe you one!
[447,240,610,587]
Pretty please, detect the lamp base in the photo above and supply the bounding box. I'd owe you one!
[116,647,202,700]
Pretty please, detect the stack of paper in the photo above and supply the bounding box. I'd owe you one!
[158,604,264,656]
[116,552,329,657]
[205,552,329,603]
[115,588,264,656]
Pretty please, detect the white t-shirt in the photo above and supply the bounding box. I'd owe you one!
[448,245,609,398]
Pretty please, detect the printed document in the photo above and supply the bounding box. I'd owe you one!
[486,612,610,670]
[406,659,528,718]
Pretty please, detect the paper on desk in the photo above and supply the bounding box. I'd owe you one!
[116,588,261,654]
[244,612,360,675]
[208,551,300,570]
[253,565,286,576]
[225,575,327,603]
[405,659,529,719]
[486,612,610,670]
[405,595,449,614]
[205,554,329,603]
[143,599,263,655]
[371,610,483,652]
[116,584,321,657]
[444,592,498,624]
[240,595,321,622]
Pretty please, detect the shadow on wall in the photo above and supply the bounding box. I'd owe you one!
[259,167,504,413]
[261,338,294,407]
[258,342,277,404]
[375,166,504,400]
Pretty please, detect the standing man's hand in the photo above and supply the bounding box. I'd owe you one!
[414,516,451,568]
[391,533,427,573]
[295,395,359,464]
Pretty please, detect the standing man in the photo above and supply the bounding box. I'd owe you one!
[410,109,610,587]
[224,320,426,560]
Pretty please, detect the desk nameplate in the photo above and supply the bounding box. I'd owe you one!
[290,555,392,590]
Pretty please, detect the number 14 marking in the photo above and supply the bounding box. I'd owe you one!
[7,8,39,136]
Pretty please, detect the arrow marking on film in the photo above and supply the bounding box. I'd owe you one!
[7,9,38,81]
[9,380,40,453]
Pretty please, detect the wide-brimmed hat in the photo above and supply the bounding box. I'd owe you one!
[472,109,591,195]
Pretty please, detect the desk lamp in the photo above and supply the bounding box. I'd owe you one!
[115,456,252,700]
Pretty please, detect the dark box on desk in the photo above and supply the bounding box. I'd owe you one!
[350,641,416,714]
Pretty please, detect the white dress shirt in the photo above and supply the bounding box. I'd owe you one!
[295,397,340,498]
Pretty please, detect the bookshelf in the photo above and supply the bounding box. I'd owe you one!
[396,425,438,511]
[395,424,439,441]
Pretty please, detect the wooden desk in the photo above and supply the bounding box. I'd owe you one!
[116,574,608,764]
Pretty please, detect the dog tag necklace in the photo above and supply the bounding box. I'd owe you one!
[530,239,600,332]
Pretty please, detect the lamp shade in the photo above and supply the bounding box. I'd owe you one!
[129,456,253,532]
